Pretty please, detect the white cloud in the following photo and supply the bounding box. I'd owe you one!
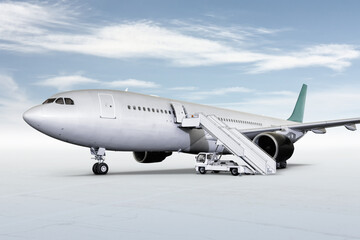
[253,44,360,73]
[0,75,19,94]
[0,75,32,125]
[36,75,159,90]
[197,87,253,95]
[213,96,296,119]
[257,91,296,96]
[169,86,198,91]
[0,2,75,48]
[172,20,287,43]
[305,86,360,120]
[104,79,159,88]
[0,2,359,73]
[181,87,254,100]
[35,75,99,91]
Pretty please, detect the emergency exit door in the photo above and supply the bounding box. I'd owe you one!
[99,93,116,119]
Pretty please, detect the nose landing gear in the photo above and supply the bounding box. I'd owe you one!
[91,147,109,175]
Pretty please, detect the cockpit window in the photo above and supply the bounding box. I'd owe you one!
[55,98,64,104]
[64,98,74,105]
[43,98,56,104]
[43,97,74,105]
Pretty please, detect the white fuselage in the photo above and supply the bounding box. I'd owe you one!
[24,90,294,154]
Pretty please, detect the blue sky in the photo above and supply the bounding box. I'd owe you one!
[1,0,360,126]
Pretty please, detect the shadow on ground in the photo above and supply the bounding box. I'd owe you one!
[68,162,313,177]
[68,168,196,177]
[108,168,196,175]
[287,163,313,168]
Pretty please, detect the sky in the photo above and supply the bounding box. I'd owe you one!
[1,0,360,130]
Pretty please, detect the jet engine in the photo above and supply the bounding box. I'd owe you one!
[253,132,294,162]
[133,151,172,163]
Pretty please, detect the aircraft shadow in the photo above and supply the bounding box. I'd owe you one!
[69,163,312,177]
[286,163,312,168]
[68,168,196,177]
[108,168,195,176]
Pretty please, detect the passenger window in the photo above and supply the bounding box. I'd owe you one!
[55,98,64,104]
[156,109,159,113]
[42,98,56,104]
[143,107,146,111]
[128,105,131,109]
[161,110,163,113]
[164,110,167,114]
[133,106,136,110]
[152,108,155,112]
[138,106,141,111]
[64,98,74,105]
[147,108,150,112]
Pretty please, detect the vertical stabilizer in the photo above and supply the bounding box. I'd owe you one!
[288,84,307,123]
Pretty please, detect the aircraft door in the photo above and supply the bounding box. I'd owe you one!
[171,102,187,123]
[98,93,116,119]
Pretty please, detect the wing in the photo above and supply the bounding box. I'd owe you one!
[242,117,360,139]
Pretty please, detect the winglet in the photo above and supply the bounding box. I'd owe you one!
[288,84,307,123]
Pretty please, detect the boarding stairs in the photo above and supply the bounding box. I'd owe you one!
[181,114,276,175]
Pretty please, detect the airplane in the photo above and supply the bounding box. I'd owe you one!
[23,84,360,175]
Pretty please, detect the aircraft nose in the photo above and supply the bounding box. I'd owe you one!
[23,106,43,129]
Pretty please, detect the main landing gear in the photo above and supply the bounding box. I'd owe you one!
[276,161,287,169]
[91,147,109,175]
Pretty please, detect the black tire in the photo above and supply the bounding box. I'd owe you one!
[92,163,99,175]
[280,161,287,169]
[199,167,206,174]
[97,163,109,175]
[230,168,239,176]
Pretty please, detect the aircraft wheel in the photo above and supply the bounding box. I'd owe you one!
[230,168,239,176]
[97,163,109,175]
[280,161,287,169]
[199,167,206,174]
[276,162,281,169]
[92,163,99,175]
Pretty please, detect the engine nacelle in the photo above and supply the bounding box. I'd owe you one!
[133,151,172,163]
[253,132,294,162]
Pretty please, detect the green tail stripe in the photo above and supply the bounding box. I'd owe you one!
[288,84,307,123]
